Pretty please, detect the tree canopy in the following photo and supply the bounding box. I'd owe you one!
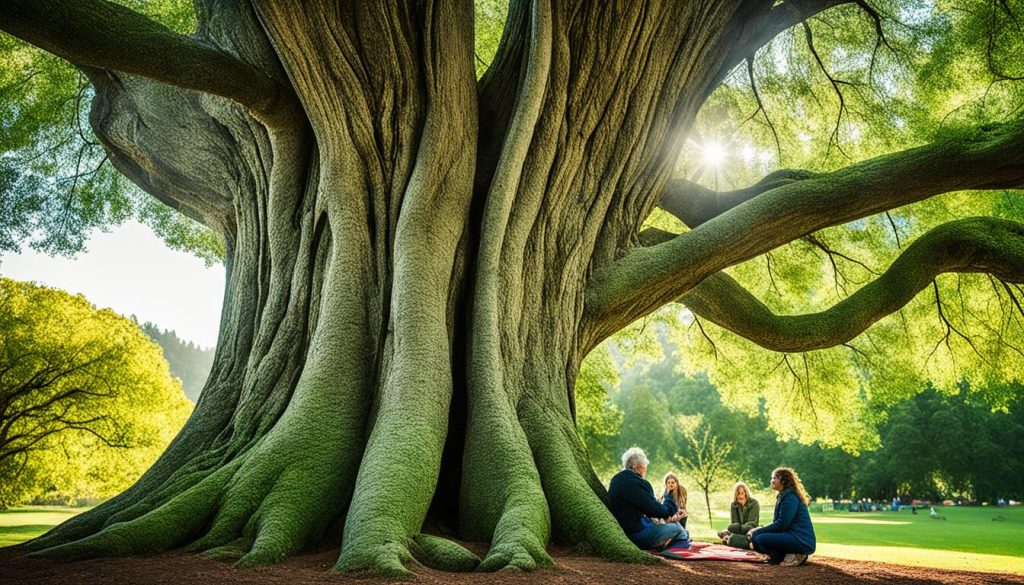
[0,0,222,263]
[581,0,1024,449]
[0,278,192,508]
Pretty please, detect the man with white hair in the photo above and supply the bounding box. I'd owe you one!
[608,447,688,553]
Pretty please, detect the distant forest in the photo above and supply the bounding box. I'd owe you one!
[140,322,213,402]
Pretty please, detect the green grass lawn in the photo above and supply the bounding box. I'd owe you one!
[0,506,88,548]
[811,506,1024,574]
[813,506,1024,557]
[2,505,1023,574]
[683,504,1024,575]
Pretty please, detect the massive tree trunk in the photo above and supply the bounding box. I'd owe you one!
[5,0,1024,577]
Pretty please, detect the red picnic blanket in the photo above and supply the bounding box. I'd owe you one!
[654,541,765,562]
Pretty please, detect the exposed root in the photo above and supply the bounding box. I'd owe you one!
[30,463,236,561]
[333,541,417,579]
[200,538,251,562]
[410,534,479,572]
[522,401,656,564]
[478,522,553,572]
[460,391,553,573]
[184,412,360,567]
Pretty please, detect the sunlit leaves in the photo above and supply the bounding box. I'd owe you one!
[474,0,509,78]
[0,0,220,262]
[0,278,192,507]
[574,346,624,474]
[645,0,1024,448]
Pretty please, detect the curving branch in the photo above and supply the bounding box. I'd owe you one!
[678,217,1024,353]
[0,0,289,120]
[659,169,819,228]
[586,117,1024,342]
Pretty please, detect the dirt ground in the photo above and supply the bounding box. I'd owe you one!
[2,544,1022,585]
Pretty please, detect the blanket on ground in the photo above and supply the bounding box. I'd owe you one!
[655,541,765,562]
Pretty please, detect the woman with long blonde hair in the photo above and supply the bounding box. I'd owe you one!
[747,467,816,566]
[660,472,689,527]
[718,481,759,548]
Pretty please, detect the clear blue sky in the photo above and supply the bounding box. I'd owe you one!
[0,221,225,348]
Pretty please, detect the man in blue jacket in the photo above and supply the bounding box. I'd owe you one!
[609,447,688,551]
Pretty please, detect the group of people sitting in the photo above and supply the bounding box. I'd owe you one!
[608,447,817,567]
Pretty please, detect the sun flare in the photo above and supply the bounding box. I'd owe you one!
[701,141,727,167]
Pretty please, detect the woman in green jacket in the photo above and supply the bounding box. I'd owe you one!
[719,481,759,549]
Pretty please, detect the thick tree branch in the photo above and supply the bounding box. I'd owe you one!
[659,169,819,228]
[587,118,1024,340]
[678,217,1024,352]
[0,0,288,120]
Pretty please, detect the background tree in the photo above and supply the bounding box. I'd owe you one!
[2,0,1024,577]
[676,418,733,529]
[0,278,191,508]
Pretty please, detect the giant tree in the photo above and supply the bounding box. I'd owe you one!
[2,0,1024,577]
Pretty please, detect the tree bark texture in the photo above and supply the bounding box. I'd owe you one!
[5,0,1024,576]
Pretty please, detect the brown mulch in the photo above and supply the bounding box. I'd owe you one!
[2,544,1022,585]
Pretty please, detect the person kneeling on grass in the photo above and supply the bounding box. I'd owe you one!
[747,467,816,566]
[718,481,759,549]
[609,447,689,553]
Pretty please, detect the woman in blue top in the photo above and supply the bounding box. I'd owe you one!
[748,467,816,566]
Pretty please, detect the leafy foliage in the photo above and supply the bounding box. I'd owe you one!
[0,278,192,508]
[573,346,624,475]
[474,0,508,78]
[659,0,1024,446]
[0,0,222,263]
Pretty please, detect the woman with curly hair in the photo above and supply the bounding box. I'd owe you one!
[748,467,816,566]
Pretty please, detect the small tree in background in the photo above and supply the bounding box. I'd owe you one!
[677,416,733,529]
[0,278,191,508]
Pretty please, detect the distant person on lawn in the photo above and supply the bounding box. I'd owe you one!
[748,467,816,566]
[660,472,689,528]
[719,481,759,549]
[609,447,688,551]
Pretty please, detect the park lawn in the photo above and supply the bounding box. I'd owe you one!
[812,506,1024,557]
[683,504,1024,575]
[811,506,1024,575]
[0,506,88,548]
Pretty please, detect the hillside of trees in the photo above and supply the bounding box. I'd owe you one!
[139,323,214,402]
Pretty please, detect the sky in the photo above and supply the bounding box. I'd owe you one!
[0,221,225,348]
